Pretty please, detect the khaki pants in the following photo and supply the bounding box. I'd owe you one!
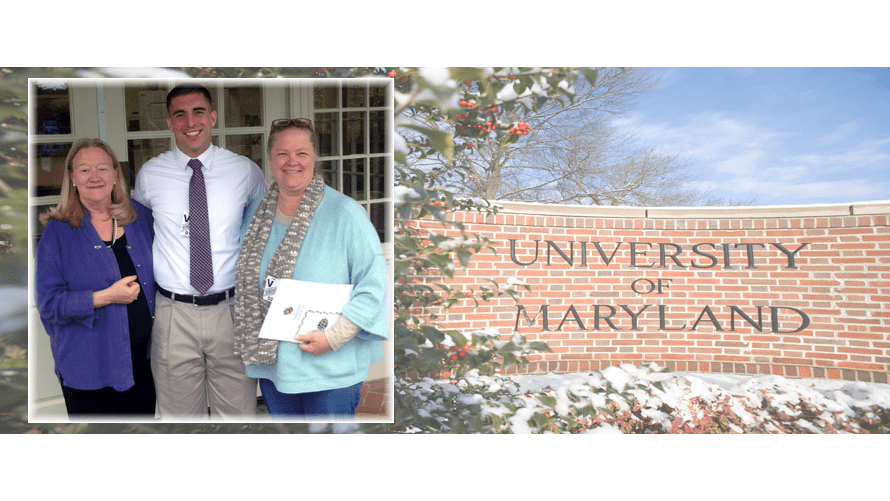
[150,292,257,421]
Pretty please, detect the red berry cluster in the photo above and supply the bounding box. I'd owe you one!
[472,121,494,134]
[430,200,448,209]
[438,343,471,361]
[423,292,445,305]
[509,122,530,135]
[455,99,504,148]
[386,69,410,82]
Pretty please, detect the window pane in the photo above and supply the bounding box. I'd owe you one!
[319,160,338,190]
[315,112,339,157]
[33,202,58,244]
[314,86,338,109]
[343,158,365,201]
[34,83,72,135]
[342,84,365,108]
[224,85,263,128]
[370,156,386,200]
[125,82,168,132]
[369,110,387,154]
[34,142,72,196]
[369,83,387,107]
[370,202,386,243]
[342,111,365,156]
[225,133,264,168]
[127,138,171,190]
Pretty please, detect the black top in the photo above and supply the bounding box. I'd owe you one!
[105,233,153,382]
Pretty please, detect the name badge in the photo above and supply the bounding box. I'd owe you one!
[262,276,279,302]
[180,213,191,237]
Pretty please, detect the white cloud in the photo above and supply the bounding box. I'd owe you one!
[828,137,890,168]
[713,150,767,176]
[620,111,785,163]
[817,121,860,147]
[616,109,890,205]
[761,179,890,204]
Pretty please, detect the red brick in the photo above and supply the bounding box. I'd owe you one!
[410,207,888,383]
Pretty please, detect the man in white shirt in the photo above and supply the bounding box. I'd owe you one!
[133,83,267,420]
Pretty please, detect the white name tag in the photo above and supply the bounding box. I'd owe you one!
[262,276,279,302]
[180,212,191,237]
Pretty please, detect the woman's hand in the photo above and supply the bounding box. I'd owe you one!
[294,331,332,356]
[93,275,140,308]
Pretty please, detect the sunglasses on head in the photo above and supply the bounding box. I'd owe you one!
[271,118,313,128]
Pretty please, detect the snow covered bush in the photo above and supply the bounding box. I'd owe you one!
[391,361,890,434]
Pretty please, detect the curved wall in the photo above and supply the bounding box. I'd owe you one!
[411,201,890,383]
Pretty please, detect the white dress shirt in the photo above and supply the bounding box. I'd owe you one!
[133,145,267,295]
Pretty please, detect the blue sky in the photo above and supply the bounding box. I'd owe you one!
[614,68,890,206]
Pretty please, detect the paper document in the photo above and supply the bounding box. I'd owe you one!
[258,279,354,343]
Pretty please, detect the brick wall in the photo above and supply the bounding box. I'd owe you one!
[409,201,890,383]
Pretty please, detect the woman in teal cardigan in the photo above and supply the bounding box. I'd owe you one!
[233,119,389,417]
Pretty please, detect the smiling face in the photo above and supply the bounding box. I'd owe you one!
[70,147,117,209]
[270,128,316,198]
[166,92,217,157]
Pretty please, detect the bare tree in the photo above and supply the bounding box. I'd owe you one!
[410,68,755,207]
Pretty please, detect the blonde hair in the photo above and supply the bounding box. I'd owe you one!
[39,138,135,228]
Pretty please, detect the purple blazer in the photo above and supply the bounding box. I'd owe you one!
[35,201,155,391]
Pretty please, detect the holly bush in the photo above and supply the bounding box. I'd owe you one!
[378,67,604,432]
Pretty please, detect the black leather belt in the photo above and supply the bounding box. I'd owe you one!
[156,284,235,306]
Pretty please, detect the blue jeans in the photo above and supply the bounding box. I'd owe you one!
[259,379,363,417]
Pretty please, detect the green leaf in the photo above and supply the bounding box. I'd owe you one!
[537,394,557,408]
[530,412,550,429]
[454,247,473,267]
[527,342,553,353]
[401,124,454,160]
[579,68,599,87]
[449,67,488,83]
[447,330,468,348]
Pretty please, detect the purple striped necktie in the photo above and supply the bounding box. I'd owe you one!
[188,158,213,295]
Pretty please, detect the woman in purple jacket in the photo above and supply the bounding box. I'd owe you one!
[36,138,156,418]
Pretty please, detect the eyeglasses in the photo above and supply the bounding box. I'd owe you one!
[272,118,313,128]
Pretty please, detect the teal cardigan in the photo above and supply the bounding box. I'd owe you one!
[242,186,389,393]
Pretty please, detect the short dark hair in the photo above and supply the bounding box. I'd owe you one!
[166,83,213,115]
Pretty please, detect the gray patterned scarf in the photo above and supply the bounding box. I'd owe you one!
[233,174,325,366]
